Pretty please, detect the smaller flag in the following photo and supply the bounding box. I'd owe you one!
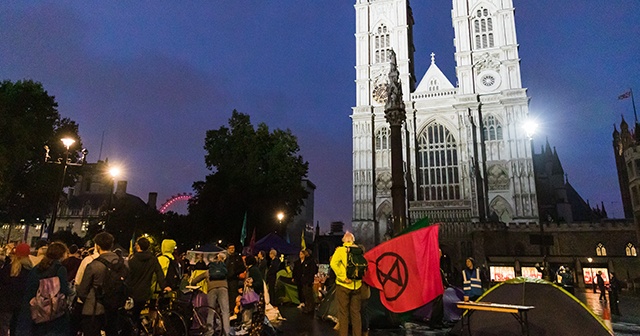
[249,228,256,254]
[619,91,632,100]
[240,212,247,246]
[129,232,136,255]
[301,230,306,250]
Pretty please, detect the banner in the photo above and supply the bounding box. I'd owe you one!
[363,225,443,313]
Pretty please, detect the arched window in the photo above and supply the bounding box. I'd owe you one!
[596,243,607,256]
[374,25,391,63]
[626,243,637,256]
[375,127,390,150]
[417,123,460,201]
[473,7,495,50]
[482,115,503,141]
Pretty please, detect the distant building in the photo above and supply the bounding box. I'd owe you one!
[0,160,156,246]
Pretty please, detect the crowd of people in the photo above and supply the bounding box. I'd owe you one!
[0,232,308,336]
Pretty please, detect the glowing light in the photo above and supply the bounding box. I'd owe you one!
[61,138,76,149]
[276,212,285,222]
[109,167,121,179]
[159,193,193,213]
[522,119,538,140]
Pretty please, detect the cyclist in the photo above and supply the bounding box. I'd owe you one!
[126,237,167,328]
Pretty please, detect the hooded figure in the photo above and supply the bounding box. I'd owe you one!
[157,239,181,290]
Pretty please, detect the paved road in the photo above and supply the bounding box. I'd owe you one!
[270,290,640,335]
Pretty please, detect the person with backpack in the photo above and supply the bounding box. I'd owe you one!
[19,241,70,336]
[190,252,231,336]
[330,232,366,336]
[126,237,166,330]
[156,239,181,291]
[77,232,128,336]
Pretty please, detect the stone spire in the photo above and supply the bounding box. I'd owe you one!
[384,49,406,126]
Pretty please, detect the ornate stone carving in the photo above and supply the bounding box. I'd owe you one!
[474,52,501,72]
[376,172,392,192]
[384,50,406,125]
[487,164,510,190]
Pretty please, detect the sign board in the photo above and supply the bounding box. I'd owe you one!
[521,267,542,279]
[490,266,515,282]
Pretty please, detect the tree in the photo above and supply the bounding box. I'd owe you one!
[189,110,309,246]
[0,80,82,225]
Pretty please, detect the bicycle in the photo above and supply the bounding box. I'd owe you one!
[181,285,224,336]
[137,291,189,336]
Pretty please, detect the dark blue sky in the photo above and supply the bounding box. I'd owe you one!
[1,1,638,230]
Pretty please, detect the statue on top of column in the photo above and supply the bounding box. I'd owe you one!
[385,49,404,111]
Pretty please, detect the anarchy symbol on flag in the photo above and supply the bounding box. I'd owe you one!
[375,252,409,301]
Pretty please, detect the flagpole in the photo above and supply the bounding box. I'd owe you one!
[631,88,637,123]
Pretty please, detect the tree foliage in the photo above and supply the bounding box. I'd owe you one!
[0,80,82,224]
[189,110,309,246]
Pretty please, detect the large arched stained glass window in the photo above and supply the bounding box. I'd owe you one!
[417,123,461,201]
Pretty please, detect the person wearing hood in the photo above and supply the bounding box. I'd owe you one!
[157,239,181,291]
[127,237,167,329]
[77,232,125,336]
[0,243,33,335]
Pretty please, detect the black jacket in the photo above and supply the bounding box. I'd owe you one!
[226,253,245,280]
[294,258,317,286]
[266,258,280,283]
[126,250,165,302]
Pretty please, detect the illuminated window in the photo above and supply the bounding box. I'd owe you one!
[596,243,607,256]
[626,243,637,257]
[374,25,391,63]
[473,7,495,49]
[417,122,460,201]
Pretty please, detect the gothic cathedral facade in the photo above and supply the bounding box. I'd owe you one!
[352,0,538,246]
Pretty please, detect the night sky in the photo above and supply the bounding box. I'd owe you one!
[1,1,638,231]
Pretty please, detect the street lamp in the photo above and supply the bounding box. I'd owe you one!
[43,137,87,238]
[106,166,121,228]
[276,212,285,224]
[522,119,544,257]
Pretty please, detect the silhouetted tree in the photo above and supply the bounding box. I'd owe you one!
[189,110,309,246]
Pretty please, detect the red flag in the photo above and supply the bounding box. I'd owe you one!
[363,225,443,313]
[618,91,631,100]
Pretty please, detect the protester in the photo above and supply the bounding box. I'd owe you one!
[0,243,32,335]
[76,232,123,336]
[225,244,245,311]
[243,255,264,334]
[126,237,166,329]
[292,250,307,309]
[62,244,82,283]
[429,249,450,330]
[596,271,607,302]
[462,257,484,301]
[71,246,99,335]
[29,240,48,266]
[157,239,181,291]
[298,249,318,314]
[191,252,231,336]
[19,241,70,335]
[257,250,268,278]
[266,249,280,306]
[330,231,363,336]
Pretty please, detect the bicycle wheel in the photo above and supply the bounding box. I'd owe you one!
[155,310,188,336]
[190,305,223,336]
[118,313,140,336]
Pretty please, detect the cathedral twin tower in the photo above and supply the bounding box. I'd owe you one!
[351,0,538,245]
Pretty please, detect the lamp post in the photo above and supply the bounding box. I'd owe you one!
[522,119,541,255]
[43,137,87,239]
[106,166,121,228]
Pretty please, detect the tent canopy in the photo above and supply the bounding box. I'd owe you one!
[450,277,612,336]
[253,232,300,255]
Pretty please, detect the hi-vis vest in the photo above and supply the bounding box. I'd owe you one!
[462,268,483,297]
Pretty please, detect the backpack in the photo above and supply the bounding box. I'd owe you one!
[94,256,129,311]
[29,265,67,324]
[345,246,368,280]
[209,261,228,280]
[160,255,181,289]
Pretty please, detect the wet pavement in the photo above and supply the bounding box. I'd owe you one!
[272,290,640,335]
